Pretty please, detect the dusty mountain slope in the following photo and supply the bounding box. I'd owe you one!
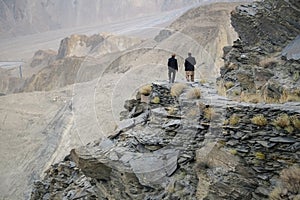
[0,2,243,199]
[0,88,73,199]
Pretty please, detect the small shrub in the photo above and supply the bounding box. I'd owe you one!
[233,90,241,96]
[251,114,268,126]
[223,119,229,125]
[229,114,240,126]
[186,88,201,99]
[269,187,283,200]
[255,152,265,160]
[291,115,300,129]
[285,126,294,134]
[280,89,300,103]
[280,166,300,193]
[200,79,207,84]
[197,102,206,110]
[203,107,216,121]
[186,108,199,118]
[151,96,160,104]
[269,166,300,199]
[273,114,290,128]
[240,92,262,103]
[229,149,238,155]
[166,106,177,115]
[293,71,300,81]
[224,81,235,89]
[217,86,227,97]
[171,83,187,97]
[139,84,152,95]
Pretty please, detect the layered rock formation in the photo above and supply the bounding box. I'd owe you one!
[217,0,300,103]
[30,82,300,199]
[20,33,143,92]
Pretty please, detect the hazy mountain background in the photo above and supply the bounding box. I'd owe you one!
[0,0,249,38]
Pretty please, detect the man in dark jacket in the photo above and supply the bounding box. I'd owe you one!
[184,52,196,82]
[167,54,178,83]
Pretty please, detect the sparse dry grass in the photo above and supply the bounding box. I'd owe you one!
[284,126,294,134]
[186,108,199,118]
[255,152,265,160]
[280,166,300,193]
[280,89,300,103]
[197,102,207,111]
[229,114,240,126]
[273,114,290,128]
[227,62,238,70]
[240,92,263,103]
[224,81,235,90]
[223,119,229,125]
[228,149,237,155]
[186,88,201,99]
[171,83,187,97]
[200,79,207,84]
[217,83,227,97]
[291,115,300,130]
[139,84,152,95]
[166,106,177,115]
[251,114,268,126]
[203,107,216,121]
[270,166,300,199]
[151,96,160,104]
[259,57,278,68]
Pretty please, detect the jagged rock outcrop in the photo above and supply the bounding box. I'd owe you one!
[217,0,300,103]
[20,33,143,92]
[31,82,300,199]
[57,33,142,59]
[30,49,57,68]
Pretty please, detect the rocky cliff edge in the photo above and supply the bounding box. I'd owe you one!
[217,0,300,103]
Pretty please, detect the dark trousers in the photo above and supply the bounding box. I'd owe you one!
[168,67,176,83]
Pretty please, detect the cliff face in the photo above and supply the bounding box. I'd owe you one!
[20,33,142,93]
[165,2,240,73]
[217,0,300,103]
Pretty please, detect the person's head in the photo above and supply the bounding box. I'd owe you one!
[188,52,192,57]
[172,54,176,58]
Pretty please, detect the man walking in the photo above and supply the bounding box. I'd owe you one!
[184,52,196,82]
[167,54,178,83]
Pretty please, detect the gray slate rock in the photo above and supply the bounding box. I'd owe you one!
[269,137,296,143]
